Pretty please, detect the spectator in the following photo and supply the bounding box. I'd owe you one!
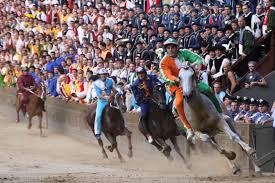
[244,98,259,123]
[228,99,240,119]
[244,61,267,89]
[248,99,272,124]
[213,81,226,102]
[238,16,255,58]
[47,71,58,97]
[222,62,238,95]
[234,97,250,121]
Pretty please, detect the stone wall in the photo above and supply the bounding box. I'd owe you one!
[1,88,274,172]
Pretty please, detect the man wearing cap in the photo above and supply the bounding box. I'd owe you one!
[248,99,272,125]
[159,38,222,140]
[188,22,201,49]
[244,98,259,123]
[234,97,250,121]
[93,68,119,139]
[228,99,241,119]
[130,67,161,143]
[16,66,37,115]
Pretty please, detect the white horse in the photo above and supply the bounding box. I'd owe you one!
[178,62,260,174]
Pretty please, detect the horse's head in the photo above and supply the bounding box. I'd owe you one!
[178,62,197,99]
[34,83,47,101]
[110,92,127,113]
[152,82,167,110]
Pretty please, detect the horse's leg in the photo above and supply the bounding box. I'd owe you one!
[16,106,20,123]
[194,131,236,160]
[169,136,185,161]
[219,121,261,173]
[16,96,21,123]
[220,121,255,155]
[27,115,32,129]
[105,133,124,162]
[211,137,240,174]
[38,114,43,137]
[194,131,241,174]
[123,128,133,158]
[155,138,172,160]
[97,138,108,159]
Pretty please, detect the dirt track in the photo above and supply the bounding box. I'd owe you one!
[0,107,275,183]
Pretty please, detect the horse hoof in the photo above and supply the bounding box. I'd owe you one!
[27,125,32,129]
[103,154,108,159]
[254,170,262,177]
[120,158,126,163]
[166,155,174,161]
[225,151,236,160]
[127,151,133,158]
[106,145,113,152]
[232,167,241,175]
[16,120,20,123]
[247,148,256,156]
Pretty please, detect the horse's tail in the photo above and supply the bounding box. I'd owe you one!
[83,104,95,131]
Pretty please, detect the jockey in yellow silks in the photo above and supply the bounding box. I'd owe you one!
[159,38,222,140]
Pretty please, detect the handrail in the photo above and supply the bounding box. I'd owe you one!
[231,32,272,77]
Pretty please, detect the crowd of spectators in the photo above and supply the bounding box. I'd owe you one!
[0,0,274,121]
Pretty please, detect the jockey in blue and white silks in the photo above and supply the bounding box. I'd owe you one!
[93,68,118,139]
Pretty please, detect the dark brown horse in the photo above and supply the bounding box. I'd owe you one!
[139,83,188,165]
[86,93,133,162]
[16,84,46,136]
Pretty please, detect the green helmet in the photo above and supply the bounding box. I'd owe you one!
[163,38,178,47]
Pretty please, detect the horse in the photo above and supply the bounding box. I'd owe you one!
[178,62,261,174]
[16,84,47,137]
[137,82,188,164]
[86,92,133,162]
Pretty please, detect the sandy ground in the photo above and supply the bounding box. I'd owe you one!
[0,106,275,183]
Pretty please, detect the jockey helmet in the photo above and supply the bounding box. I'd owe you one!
[163,38,178,47]
[136,67,146,74]
[98,68,108,75]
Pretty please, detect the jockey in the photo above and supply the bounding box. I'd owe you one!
[93,68,118,140]
[159,38,222,141]
[16,66,37,114]
[130,67,161,144]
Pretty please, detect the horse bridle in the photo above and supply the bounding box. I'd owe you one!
[110,93,124,111]
[24,83,46,101]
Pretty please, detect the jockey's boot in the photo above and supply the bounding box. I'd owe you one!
[186,128,195,141]
[95,134,101,140]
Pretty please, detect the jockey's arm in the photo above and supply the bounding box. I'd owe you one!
[179,49,203,66]
[160,57,177,85]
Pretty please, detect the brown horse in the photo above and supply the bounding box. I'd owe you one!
[16,84,46,136]
[86,93,133,162]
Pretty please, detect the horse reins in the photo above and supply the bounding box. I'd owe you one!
[24,87,45,101]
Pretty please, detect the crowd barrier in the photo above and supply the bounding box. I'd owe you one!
[0,88,274,173]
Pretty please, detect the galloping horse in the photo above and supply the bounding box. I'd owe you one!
[86,93,133,162]
[178,62,260,173]
[138,82,188,164]
[16,84,46,136]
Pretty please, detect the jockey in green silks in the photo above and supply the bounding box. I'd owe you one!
[159,39,223,138]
